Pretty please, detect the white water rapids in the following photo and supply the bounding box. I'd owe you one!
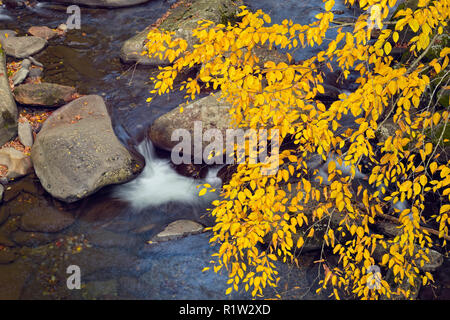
[113,140,223,210]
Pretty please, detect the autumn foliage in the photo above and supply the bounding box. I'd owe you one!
[145,0,450,299]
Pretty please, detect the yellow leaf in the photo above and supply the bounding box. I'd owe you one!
[384,42,392,55]
[324,0,335,12]
[409,19,420,32]
[393,31,399,43]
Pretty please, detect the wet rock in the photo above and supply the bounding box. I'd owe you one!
[173,162,206,179]
[0,50,18,146]
[421,249,444,273]
[0,148,33,180]
[0,259,32,299]
[12,59,31,86]
[375,220,402,238]
[28,26,58,40]
[13,82,77,107]
[11,230,55,247]
[149,93,232,156]
[121,0,242,65]
[49,0,152,8]
[21,205,75,233]
[0,248,18,264]
[152,219,204,242]
[2,36,47,59]
[31,95,143,203]
[18,119,33,147]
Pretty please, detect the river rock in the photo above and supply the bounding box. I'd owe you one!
[149,93,232,155]
[13,83,76,107]
[152,219,204,242]
[12,59,31,86]
[20,205,75,233]
[31,95,143,202]
[120,0,242,65]
[18,120,33,147]
[0,148,33,180]
[28,26,58,40]
[0,50,18,146]
[2,36,47,59]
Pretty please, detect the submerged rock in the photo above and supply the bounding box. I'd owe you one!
[13,83,77,107]
[0,51,18,146]
[2,36,47,59]
[11,230,55,247]
[31,95,143,202]
[152,219,204,242]
[20,206,75,233]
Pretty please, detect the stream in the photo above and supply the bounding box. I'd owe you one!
[0,0,448,300]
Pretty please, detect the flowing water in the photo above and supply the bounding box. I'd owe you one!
[0,0,447,300]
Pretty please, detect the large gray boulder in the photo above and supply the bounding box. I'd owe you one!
[0,50,18,146]
[1,36,47,59]
[148,93,232,154]
[31,95,143,202]
[47,0,151,7]
[120,0,242,65]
